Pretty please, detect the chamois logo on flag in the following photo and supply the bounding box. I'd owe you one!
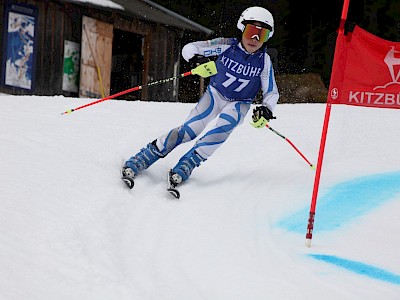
[374,47,400,90]
[328,26,400,109]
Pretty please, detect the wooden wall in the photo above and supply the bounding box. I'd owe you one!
[0,0,185,101]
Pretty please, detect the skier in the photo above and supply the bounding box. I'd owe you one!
[122,6,279,191]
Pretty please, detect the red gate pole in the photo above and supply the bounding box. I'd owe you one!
[305,0,351,247]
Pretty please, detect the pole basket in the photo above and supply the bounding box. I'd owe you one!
[305,212,315,247]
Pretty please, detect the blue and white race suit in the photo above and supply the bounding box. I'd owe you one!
[156,37,279,160]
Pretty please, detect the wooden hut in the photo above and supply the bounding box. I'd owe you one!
[0,0,213,101]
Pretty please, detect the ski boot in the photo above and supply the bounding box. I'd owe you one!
[122,140,163,189]
[167,149,205,198]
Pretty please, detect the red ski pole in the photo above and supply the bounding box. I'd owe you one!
[61,61,217,115]
[265,123,315,170]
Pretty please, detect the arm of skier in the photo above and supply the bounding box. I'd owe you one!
[260,55,279,113]
[182,38,233,62]
[251,55,279,128]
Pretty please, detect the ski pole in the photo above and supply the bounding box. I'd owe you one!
[61,61,217,115]
[265,123,315,170]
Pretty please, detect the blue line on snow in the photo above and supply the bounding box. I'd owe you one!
[309,254,400,285]
[277,171,400,234]
[275,172,400,285]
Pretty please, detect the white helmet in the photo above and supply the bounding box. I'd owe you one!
[237,6,274,39]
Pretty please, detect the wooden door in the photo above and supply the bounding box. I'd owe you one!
[79,16,113,98]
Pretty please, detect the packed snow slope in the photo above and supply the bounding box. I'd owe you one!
[0,95,399,300]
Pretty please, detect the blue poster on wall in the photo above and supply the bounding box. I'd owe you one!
[1,4,37,90]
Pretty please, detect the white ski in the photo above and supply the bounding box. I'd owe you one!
[167,169,180,199]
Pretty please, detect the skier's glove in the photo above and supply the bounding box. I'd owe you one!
[189,55,217,69]
[251,106,275,128]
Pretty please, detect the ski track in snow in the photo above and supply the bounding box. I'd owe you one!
[0,95,399,299]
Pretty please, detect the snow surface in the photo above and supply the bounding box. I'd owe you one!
[0,94,399,299]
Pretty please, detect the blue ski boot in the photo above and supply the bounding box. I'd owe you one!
[170,149,206,186]
[122,140,163,188]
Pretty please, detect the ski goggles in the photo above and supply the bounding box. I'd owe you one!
[242,24,270,43]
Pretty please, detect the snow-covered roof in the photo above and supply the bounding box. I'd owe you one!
[67,0,124,10]
[65,0,213,35]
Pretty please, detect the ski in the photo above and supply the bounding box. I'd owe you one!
[120,166,181,198]
[121,176,134,189]
[121,166,135,189]
[167,169,180,199]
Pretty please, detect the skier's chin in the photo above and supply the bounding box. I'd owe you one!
[245,43,260,52]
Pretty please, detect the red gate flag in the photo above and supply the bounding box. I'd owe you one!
[328,25,400,109]
[305,0,400,247]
